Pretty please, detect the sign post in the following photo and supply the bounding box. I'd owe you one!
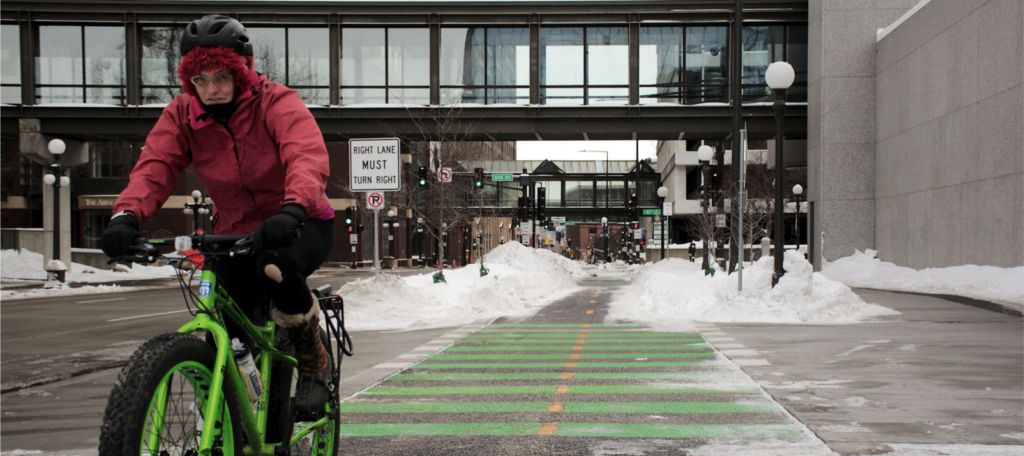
[350,137,401,278]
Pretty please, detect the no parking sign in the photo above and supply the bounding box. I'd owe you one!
[366,192,385,210]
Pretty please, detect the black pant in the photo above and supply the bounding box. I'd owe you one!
[210,218,335,331]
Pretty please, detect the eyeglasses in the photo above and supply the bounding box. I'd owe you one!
[190,73,233,88]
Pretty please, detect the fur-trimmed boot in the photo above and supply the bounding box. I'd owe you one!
[272,298,331,416]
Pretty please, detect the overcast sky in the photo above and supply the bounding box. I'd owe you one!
[516,141,658,162]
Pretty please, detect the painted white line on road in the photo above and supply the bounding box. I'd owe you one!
[701,331,728,336]
[427,339,456,344]
[107,309,189,322]
[76,297,127,304]
[722,349,760,357]
[733,359,771,366]
[705,337,736,343]
[714,343,746,349]
[410,345,446,351]
[396,354,426,359]
[372,362,412,369]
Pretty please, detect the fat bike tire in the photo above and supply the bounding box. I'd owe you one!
[98,332,245,455]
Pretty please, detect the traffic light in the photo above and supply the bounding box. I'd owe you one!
[629,193,639,220]
[537,187,546,221]
[345,207,355,232]
[517,196,527,220]
[474,168,484,188]
[631,222,640,230]
[526,196,533,219]
[418,166,428,187]
[567,238,572,248]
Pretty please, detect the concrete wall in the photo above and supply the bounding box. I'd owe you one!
[874,0,1023,268]
[807,0,919,269]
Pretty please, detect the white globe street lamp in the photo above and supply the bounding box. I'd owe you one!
[697,144,714,162]
[767,60,795,286]
[48,139,66,156]
[43,174,56,185]
[792,184,804,256]
[657,186,669,260]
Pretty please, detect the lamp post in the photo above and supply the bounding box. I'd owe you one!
[792,184,803,257]
[601,216,609,264]
[43,139,68,284]
[766,61,795,287]
[697,145,715,270]
[183,189,212,233]
[441,222,448,269]
[417,217,425,268]
[386,210,395,259]
[657,186,668,261]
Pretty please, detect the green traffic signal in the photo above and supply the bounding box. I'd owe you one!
[419,179,426,185]
[345,218,352,224]
[476,181,482,187]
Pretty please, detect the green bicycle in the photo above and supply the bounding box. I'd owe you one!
[98,232,352,455]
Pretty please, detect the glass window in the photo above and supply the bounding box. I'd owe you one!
[640,26,728,105]
[565,180,594,207]
[598,180,626,207]
[742,25,806,102]
[540,27,583,105]
[141,26,184,104]
[2,24,21,104]
[248,28,286,83]
[537,181,562,207]
[341,28,428,106]
[440,27,528,105]
[388,29,429,87]
[36,25,124,105]
[288,28,329,105]
[342,28,385,87]
[586,27,629,104]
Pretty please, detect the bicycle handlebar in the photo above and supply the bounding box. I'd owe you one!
[109,232,254,265]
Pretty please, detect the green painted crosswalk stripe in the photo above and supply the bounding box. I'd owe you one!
[338,402,778,414]
[443,345,710,352]
[337,423,539,437]
[466,333,700,338]
[412,361,711,369]
[555,423,799,438]
[336,423,797,438]
[430,353,716,360]
[389,372,730,381]
[363,385,757,395]
[458,338,704,344]
[489,324,647,328]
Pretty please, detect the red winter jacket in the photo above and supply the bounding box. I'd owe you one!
[114,72,333,235]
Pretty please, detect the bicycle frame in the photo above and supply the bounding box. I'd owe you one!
[156,265,306,456]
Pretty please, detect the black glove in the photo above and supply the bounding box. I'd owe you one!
[253,203,307,254]
[101,214,141,258]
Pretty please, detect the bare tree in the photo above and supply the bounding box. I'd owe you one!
[735,148,776,261]
[328,103,511,270]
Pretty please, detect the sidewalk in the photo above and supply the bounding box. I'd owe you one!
[703,288,1023,454]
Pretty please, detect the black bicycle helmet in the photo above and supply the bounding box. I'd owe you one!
[180,15,253,57]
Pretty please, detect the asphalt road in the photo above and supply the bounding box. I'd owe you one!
[1,268,1021,456]
[0,266,440,453]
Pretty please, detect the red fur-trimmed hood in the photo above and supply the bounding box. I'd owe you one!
[177,46,256,98]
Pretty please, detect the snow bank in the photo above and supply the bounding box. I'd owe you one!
[0,284,140,301]
[608,251,899,329]
[1,249,177,283]
[821,249,1024,306]
[337,242,580,331]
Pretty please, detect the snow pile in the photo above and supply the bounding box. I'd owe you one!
[608,251,899,328]
[1,249,177,283]
[821,249,1024,306]
[0,284,139,301]
[337,242,580,331]
[485,242,588,279]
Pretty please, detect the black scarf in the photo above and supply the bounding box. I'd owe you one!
[199,88,241,122]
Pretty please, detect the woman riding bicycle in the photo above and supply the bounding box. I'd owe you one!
[100,15,335,415]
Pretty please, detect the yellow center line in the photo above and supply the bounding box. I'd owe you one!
[560,372,575,379]
[555,385,571,394]
[565,362,578,368]
[572,346,583,351]
[547,402,565,413]
[586,310,594,314]
[538,423,559,435]
[589,300,596,303]
[582,324,591,328]
[570,354,580,359]
[578,333,587,338]
[575,339,586,344]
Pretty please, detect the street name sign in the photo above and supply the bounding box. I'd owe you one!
[642,208,662,216]
[350,138,401,192]
[491,173,514,182]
